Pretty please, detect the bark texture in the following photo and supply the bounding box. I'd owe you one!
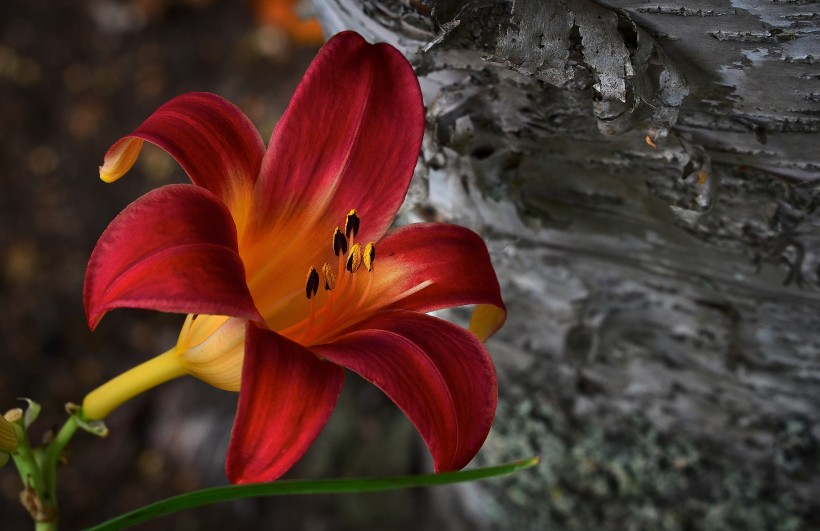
[317,1,820,529]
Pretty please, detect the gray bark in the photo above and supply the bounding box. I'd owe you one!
[316,1,820,529]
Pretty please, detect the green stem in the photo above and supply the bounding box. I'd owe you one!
[7,347,186,530]
[9,421,58,529]
[42,416,79,512]
[10,436,45,495]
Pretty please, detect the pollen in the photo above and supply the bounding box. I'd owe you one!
[345,209,360,238]
[333,227,348,256]
[363,242,375,272]
[346,243,362,273]
[305,266,320,299]
[322,262,337,290]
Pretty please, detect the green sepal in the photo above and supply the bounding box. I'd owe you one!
[19,397,41,429]
[65,403,108,438]
[0,452,9,467]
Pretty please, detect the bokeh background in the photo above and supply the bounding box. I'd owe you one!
[1,2,461,529]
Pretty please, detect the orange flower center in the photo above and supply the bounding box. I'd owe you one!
[278,209,377,345]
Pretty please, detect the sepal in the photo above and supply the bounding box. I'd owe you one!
[19,398,41,429]
[66,403,109,438]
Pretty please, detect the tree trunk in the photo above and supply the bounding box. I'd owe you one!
[317,1,820,529]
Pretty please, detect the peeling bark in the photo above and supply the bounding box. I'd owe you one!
[317,1,819,529]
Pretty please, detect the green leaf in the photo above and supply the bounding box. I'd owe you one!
[88,457,539,531]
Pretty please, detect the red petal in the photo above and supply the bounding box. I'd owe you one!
[100,92,264,212]
[314,311,497,472]
[251,31,424,244]
[226,325,344,484]
[378,223,507,339]
[84,185,261,329]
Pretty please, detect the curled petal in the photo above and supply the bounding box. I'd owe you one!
[100,92,265,215]
[315,311,497,472]
[227,325,344,484]
[376,223,507,339]
[251,31,424,245]
[99,138,144,183]
[84,185,262,330]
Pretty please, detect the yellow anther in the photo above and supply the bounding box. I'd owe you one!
[322,262,337,290]
[346,243,362,273]
[305,266,320,299]
[363,242,375,272]
[345,209,360,238]
[333,227,348,256]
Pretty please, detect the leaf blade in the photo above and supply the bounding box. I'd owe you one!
[88,458,539,531]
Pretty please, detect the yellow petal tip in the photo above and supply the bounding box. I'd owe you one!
[469,304,506,342]
[99,137,144,184]
[99,167,119,183]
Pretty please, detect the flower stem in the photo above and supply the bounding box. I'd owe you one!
[41,416,78,516]
[9,420,59,528]
[82,347,187,420]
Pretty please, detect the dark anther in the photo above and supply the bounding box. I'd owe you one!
[305,267,319,299]
[333,227,348,256]
[345,209,360,238]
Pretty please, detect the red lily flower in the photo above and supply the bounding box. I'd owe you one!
[83,31,506,484]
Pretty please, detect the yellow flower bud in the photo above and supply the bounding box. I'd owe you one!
[0,414,18,453]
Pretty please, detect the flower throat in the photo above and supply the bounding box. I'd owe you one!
[282,209,376,344]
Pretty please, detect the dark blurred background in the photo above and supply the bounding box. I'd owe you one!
[0,2,461,529]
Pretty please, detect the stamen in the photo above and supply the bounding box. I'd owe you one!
[305,266,320,299]
[333,227,348,256]
[353,272,374,314]
[346,243,362,273]
[322,262,337,290]
[363,242,376,272]
[345,209,360,238]
[297,297,316,343]
[315,280,435,345]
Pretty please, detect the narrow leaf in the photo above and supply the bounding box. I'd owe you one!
[88,458,539,531]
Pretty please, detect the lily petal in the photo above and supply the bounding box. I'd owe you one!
[314,311,497,472]
[377,223,507,339]
[226,325,344,484]
[84,185,262,330]
[251,31,424,245]
[100,92,265,217]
